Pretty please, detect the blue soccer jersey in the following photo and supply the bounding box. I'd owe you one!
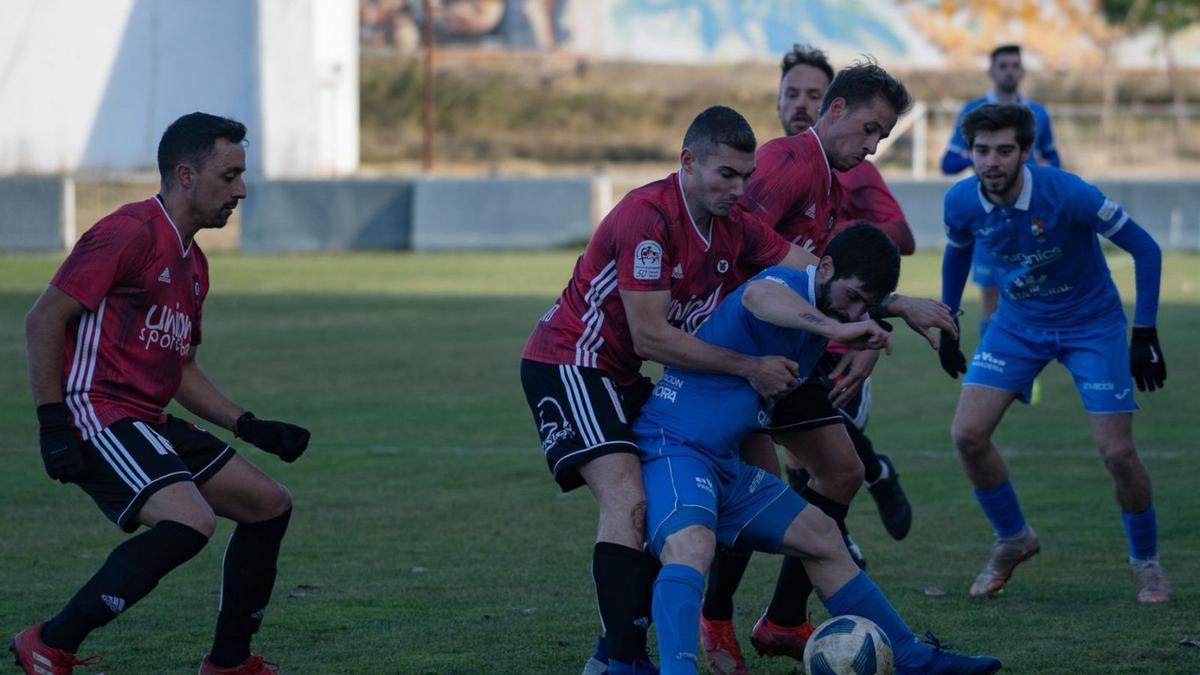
[943,94,1058,174]
[632,265,830,471]
[943,165,1130,330]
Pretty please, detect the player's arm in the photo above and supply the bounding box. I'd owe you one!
[740,278,891,352]
[623,289,799,400]
[1107,217,1165,391]
[936,238,974,379]
[941,107,973,175]
[870,293,956,348]
[777,242,820,269]
[1038,110,1061,168]
[177,349,311,462]
[25,286,89,482]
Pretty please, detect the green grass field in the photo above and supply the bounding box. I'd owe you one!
[1,250,1197,674]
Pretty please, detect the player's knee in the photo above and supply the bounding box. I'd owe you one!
[783,507,841,560]
[182,507,218,538]
[660,524,715,572]
[951,419,989,457]
[263,481,293,519]
[1097,440,1138,472]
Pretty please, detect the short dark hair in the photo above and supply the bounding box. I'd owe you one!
[158,112,247,186]
[961,103,1035,151]
[990,44,1021,64]
[781,43,834,84]
[682,105,757,161]
[819,59,911,118]
[824,222,900,301]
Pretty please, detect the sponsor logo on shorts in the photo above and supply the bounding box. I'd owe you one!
[1082,381,1115,391]
[695,476,715,496]
[536,398,576,452]
[633,240,663,280]
[748,468,766,494]
[1115,388,1131,400]
[972,351,1007,373]
[757,410,770,427]
[653,385,677,402]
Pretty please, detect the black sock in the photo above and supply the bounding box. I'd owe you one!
[765,487,850,627]
[593,542,650,663]
[785,466,810,494]
[702,546,753,621]
[848,425,882,483]
[42,521,209,652]
[209,509,291,668]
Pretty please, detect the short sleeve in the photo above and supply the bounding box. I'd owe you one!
[610,200,673,292]
[1066,175,1128,238]
[51,218,148,311]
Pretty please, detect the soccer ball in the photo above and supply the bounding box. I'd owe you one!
[803,615,894,675]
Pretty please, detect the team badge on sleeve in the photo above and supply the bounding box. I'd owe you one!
[633,240,663,280]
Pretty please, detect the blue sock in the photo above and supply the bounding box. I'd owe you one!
[652,564,704,675]
[1122,506,1158,560]
[979,317,991,339]
[974,481,1026,538]
[823,571,929,669]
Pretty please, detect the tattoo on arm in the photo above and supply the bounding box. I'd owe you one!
[871,294,899,319]
[799,312,825,325]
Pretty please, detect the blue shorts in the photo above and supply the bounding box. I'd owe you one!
[641,445,806,558]
[964,317,1137,413]
[972,245,996,287]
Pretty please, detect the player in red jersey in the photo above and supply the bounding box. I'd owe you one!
[699,53,954,674]
[521,106,818,674]
[11,113,308,675]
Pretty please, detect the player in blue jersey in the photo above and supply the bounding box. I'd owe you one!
[639,223,1003,675]
[941,45,1061,344]
[939,103,1170,603]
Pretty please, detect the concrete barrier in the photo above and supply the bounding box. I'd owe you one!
[240,178,413,251]
[0,176,73,250]
[887,178,1200,250]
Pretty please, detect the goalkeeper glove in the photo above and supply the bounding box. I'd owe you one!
[938,318,968,379]
[1129,326,1166,392]
[236,412,310,462]
[37,402,88,482]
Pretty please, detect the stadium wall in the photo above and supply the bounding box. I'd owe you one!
[0,0,357,178]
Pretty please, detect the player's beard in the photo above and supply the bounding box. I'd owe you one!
[816,280,851,323]
[981,166,1020,199]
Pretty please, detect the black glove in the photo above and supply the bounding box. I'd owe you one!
[37,402,88,482]
[236,411,310,462]
[938,318,968,379]
[1130,326,1166,392]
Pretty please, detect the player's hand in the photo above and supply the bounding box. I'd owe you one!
[746,355,800,400]
[938,318,968,379]
[831,320,893,354]
[1129,326,1166,392]
[890,296,956,349]
[828,349,881,408]
[37,402,87,483]
[236,412,310,462]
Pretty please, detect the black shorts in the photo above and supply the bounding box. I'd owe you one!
[74,415,235,532]
[520,359,653,492]
[764,351,851,434]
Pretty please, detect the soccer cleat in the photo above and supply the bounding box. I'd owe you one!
[198,655,280,674]
[844,530,867,571]
[699,611,749,675]
[8,622,101,675]
[749,612,815,663]
[896,632,1001,674]
[969,526,1040,597]
[1131,557,1171,604]
[866,454,912,540]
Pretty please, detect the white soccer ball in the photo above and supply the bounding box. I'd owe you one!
[803,615,894,675]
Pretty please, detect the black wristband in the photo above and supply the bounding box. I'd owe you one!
[36,402,71,428]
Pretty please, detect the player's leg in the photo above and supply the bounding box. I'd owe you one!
[196,446,293,670]
[952,320,1049,596]
[520,360,655,671]
[1062,324,1169,602]
[25,420,213,666]
[837,376,912,540]
[643,453,722,675]
[699,433,776,674]
[735,474,1002,674]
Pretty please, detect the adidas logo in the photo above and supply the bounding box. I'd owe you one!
[671,264,684,279]
[804,203,816,219]
[158,267,172,284]
[101,594,126,615]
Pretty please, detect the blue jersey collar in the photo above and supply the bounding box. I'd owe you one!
[985,90,1031,106]
[977,166,1033,213]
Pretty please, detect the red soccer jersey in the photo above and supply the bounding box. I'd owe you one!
[736,128,844,255]
[51,197,209,439]
[834,160,914,254]
[522,171,790,386]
